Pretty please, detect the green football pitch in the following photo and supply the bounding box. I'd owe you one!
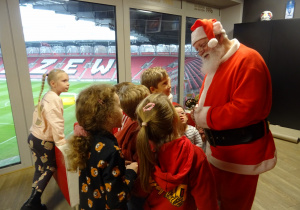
[0,80,116,167]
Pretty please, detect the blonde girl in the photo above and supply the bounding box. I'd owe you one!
[21,69,69,210]
[136,93,218,210]
[66,84,138,210]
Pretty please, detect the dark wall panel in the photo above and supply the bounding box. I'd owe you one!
[267,19,300,130]
[233,19,300,130]
[233,21,272,66]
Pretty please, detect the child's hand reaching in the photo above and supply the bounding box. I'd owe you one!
[197,127,206,142]
[125,160,132,166]
[126,162,138,173]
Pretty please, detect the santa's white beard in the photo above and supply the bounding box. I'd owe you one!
[201,44,225,74]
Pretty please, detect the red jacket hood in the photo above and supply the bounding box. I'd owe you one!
[152,136,194,192]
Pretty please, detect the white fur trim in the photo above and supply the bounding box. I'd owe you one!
[194,106,209,128]
[191,26,206,46]
[206,147,277,175]
[208,38,218,48]
[195,72,216,129]
[220,39,240,63]
[213,21,223,34]
[198,72,216,108]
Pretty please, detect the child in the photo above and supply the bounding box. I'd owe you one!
[136,93,219,210]
[140,66,173,102]
[113,81,134,134]
[74,82,134,136]
[115,84,150,162]
[66,84,138,210]
[115,84,150,210]
[21,69,69,210]
[174,104,204,150]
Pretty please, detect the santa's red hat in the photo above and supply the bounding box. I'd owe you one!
[191,19,225,48]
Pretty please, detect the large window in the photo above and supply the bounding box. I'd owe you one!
[0,46,20,168]
[129,9,181,102]
[19,0,118,138]
[183,17,204,106]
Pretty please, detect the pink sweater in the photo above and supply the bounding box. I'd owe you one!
[30,91,66,146]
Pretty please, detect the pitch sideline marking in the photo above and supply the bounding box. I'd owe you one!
[0,136,16,145]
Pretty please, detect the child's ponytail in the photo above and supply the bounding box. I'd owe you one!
[137,125,155,192]
[136,93,181,191]
[37,73,47,118]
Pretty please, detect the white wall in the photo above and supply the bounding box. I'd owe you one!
[221,3,244,39]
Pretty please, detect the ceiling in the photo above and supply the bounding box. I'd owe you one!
[183,0,241,9]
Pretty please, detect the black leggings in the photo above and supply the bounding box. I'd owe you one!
[28,133,56,193]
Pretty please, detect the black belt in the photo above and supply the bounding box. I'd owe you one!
[204,119,269,147]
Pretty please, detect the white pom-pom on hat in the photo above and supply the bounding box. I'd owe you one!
[208,38,218,48]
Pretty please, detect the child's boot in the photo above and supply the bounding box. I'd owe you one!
[20,188,47,210]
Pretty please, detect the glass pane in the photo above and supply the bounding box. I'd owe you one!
[130,9,180,102]
[183,17,204,107]
[19,0,117,137]
[0,46,21,168]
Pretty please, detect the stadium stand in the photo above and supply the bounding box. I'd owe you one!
[130,45,139,56]
[80,45,93,55]
[1,40,206,104]
[151,57,178,70]
[184,66,200,90]
[0,42,203,100]
[26,56,117,80]
[131,56,178,81]
[156,44,170,55]
[52,46,66,55]
[26,47,40,56]
[185,44,193,56]
[184,57,204,91]
[94,45,107,56]
[131,56,154,80]
[108,46,116,56]
[140,44,155,55]
[40,46,52,55]
[66,45,80,55]
[170,44,178,55]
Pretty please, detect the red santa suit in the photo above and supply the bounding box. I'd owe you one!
[143,136,218,210]
[194,39,277,209]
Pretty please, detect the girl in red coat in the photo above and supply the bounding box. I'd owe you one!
[136,93,218,210]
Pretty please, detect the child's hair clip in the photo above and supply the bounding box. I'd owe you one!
[142,122,147,126]
[143,102,155,112]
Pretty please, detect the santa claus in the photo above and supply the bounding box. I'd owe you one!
[191,19,277,210]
